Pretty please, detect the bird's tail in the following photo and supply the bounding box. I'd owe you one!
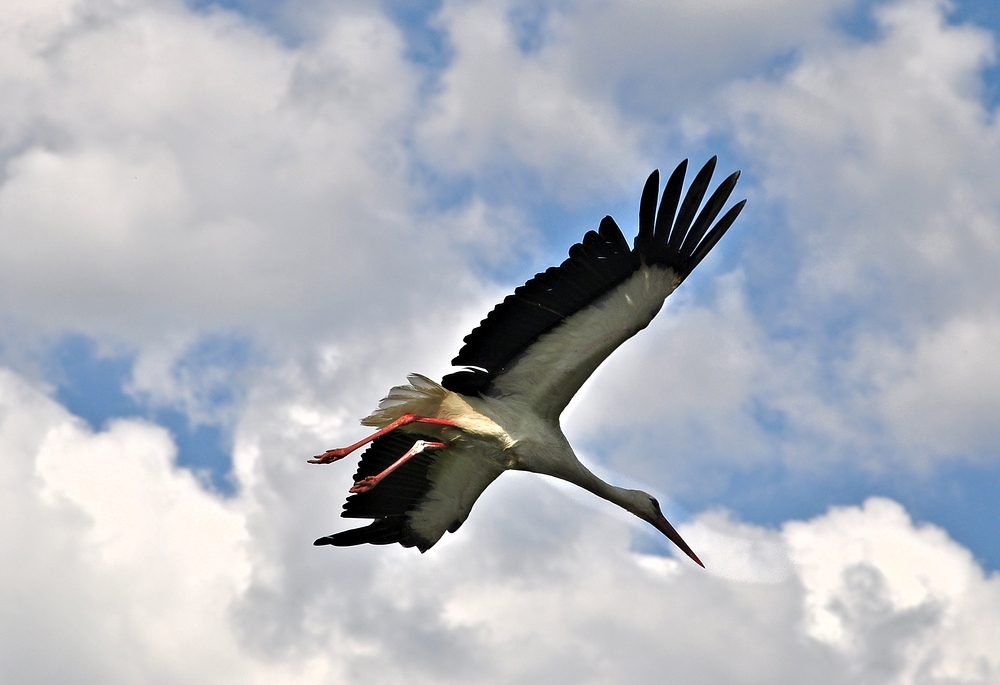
[361,374,449,427]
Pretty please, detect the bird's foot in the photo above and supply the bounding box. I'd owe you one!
[307,414,459,465]
[349,476,379,494]
[308,447,351,464]
[348,440,448,494]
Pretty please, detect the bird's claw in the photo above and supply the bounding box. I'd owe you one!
[349,476,378,494]
[308,447,350,464]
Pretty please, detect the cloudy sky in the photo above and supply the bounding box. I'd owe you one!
[2,0,1000,682]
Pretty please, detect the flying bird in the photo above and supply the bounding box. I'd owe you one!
[311,158,746,567]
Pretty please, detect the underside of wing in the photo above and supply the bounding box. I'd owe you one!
[441,216,636,396]
[488,264,678,417]
[315,431,437,549]
[314,430,501,552]
[441,157,746,416]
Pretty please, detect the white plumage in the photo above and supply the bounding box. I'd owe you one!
[311,158,747,566]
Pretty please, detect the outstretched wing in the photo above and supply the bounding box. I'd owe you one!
[441,157,746,419]
[314,431,503,552]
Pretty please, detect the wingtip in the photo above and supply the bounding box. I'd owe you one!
[637,170,661,254]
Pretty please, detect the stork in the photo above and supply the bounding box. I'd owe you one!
[311,158,746,567]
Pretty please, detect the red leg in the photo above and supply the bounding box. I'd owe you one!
[308,413,458,464]
[349,440,448,493]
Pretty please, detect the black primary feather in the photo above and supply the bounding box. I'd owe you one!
[441,157,745,397]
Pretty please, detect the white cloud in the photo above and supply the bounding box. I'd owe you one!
[416,0,862,202]
[854,315,1000,458]
[0,0,490,345]
[416,0,648,203]
[0,367,259,682]
[4,365,1000,683]
[540,0,859,117]
[693,0,1000,466]
[726,0,999,306]
[784,497,1000,684]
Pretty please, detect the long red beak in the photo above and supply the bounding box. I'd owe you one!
[652,514,704,568]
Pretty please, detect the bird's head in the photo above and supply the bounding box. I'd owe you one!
[624,491,704,568]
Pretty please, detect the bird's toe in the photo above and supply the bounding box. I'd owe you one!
[349,477,378,493]
[308,448,349,464]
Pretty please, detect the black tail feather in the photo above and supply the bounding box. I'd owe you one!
[315,516,418,548]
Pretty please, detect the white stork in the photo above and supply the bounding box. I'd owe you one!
[311,158,746,567]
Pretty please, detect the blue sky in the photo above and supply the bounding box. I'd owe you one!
[3,0,1000,682]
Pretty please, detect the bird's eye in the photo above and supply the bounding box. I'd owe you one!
[649,497,659,509]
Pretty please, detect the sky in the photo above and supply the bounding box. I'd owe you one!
[2,0,1000,682]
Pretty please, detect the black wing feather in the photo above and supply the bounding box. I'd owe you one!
[635,169,659,255]
[441,157,746,398]
[652,160,687,249]
[340,430,439,519]
[315,516,412,547]
[666,156,716,260]
[690,199,747,271]
[443,218,636,394]
[680,170,741,258]
[315,431,440,549]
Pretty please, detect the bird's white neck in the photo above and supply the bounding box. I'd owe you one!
[551,457,639,515]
